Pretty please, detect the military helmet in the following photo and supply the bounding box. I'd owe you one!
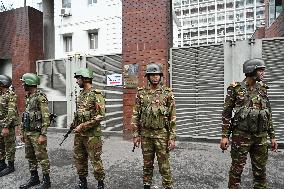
[74,68,94,79]
[21,73,40,86]
[243,58,265,74]
[145,63,163,77]
[0,74,12,87]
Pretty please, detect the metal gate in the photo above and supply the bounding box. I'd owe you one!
[171,38,284,143]
[36,54,123,132]
[171,44,224,140]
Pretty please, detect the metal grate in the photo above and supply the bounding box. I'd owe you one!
[262,38,284,143]
[171,44,224,139]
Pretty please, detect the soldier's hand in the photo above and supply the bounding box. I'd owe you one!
[133,137,141,148]
[1,128,9,137]
[168,140,176,151]
[271,139,278,152]
[220,137,229,151]
[38,135,46,144]
[74,124,84,133]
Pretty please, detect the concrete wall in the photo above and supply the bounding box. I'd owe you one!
[0,7,43,111]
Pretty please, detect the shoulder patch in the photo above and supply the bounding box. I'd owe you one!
[137,87,144,91]
[229,81,241,87]
[94,89,102,94]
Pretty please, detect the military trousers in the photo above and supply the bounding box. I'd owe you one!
[73,134,105,181]
[0,127,16,161]
[228,129,268,189]
[141,137,172,188]
[23,132,50,175]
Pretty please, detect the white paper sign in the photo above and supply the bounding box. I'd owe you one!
[106,74,122,86]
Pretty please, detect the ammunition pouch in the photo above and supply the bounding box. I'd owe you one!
[141,106,169,130]
[22,112,30,130]
[75,111,93,125]
[22,111,42,132]
[234,107,269,133]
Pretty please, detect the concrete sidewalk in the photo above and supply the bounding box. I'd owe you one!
[0,132,283,189]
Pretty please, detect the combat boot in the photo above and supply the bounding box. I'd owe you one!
[36,174,51,189]
[0,159,7,172]
[144,184,150,189]
[98,180,104,189]
[19,170,40,189]
[0,161,15,177]
[77,177,88,189]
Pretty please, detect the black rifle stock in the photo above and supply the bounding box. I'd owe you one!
[59,127,73,146]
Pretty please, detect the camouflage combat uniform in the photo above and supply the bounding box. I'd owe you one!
[22,90,51,175]
[132,83,176,188]
[222,80,275,189]
[0,89,19,164]
[73,87,105,181]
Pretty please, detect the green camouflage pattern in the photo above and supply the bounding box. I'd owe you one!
[23,90,50,135]
[73,87,105,181]
[222,80,275,188]
[0,90,20,128]
[22,90,50,174]
[222,80,275,139]
[74,135,105,180]
[131,84,176,139]
[23,132,50,174]
[0,90,19,162]
[132,84,176,188]
[0,128,16,161]
[142,137,172,188]
[229,130,268,189]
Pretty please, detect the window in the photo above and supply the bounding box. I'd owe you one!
[37,2,42,11]
[89,31,98,49]
[62,0,71,8]
[63,36,72,52]
[88,0,97,5]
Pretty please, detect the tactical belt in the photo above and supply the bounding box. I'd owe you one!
[23,127,41,132]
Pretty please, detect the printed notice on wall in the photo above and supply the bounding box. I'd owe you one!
[106,74,123,86]
[123,64,139,88]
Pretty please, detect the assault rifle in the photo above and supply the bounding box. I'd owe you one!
[59,125,75,146]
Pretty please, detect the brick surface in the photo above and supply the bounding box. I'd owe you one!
[0,7,43,112]
[122,0,172,134]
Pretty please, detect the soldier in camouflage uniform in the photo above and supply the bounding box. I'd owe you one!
[0,75,19,177]
[132,63,176,189]
[19,73,51,189]
[72,68,105,189]
[220,59,278,189]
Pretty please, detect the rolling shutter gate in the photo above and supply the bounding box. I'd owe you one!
[86,55,123,132]
[171,45,224,140]
[262,38,284,144]
[37,55,123,133]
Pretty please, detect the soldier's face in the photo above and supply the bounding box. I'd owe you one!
[256,68,265,81]
[76,77,84,88]
[149,74,161,85]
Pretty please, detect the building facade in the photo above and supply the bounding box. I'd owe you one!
[54,0,122,58]
[173,0,266,47]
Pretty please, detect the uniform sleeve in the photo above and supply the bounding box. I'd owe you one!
[38,94,50,135]
[131,91,142,138]
[222,86,236,138]
[264,90,276,139]
[4,93,20,128]
[82,92,105,129]
[167,91,176,140]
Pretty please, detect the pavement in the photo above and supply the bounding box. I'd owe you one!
[0,130,283,189]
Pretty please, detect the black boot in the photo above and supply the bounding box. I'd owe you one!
[36,174,51,189]
[144,184,150,189]
[98,180,104,189]
[0,159,7,172]
[77,177,88,189]
[0,161,15,177]
[19,170,40,189]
